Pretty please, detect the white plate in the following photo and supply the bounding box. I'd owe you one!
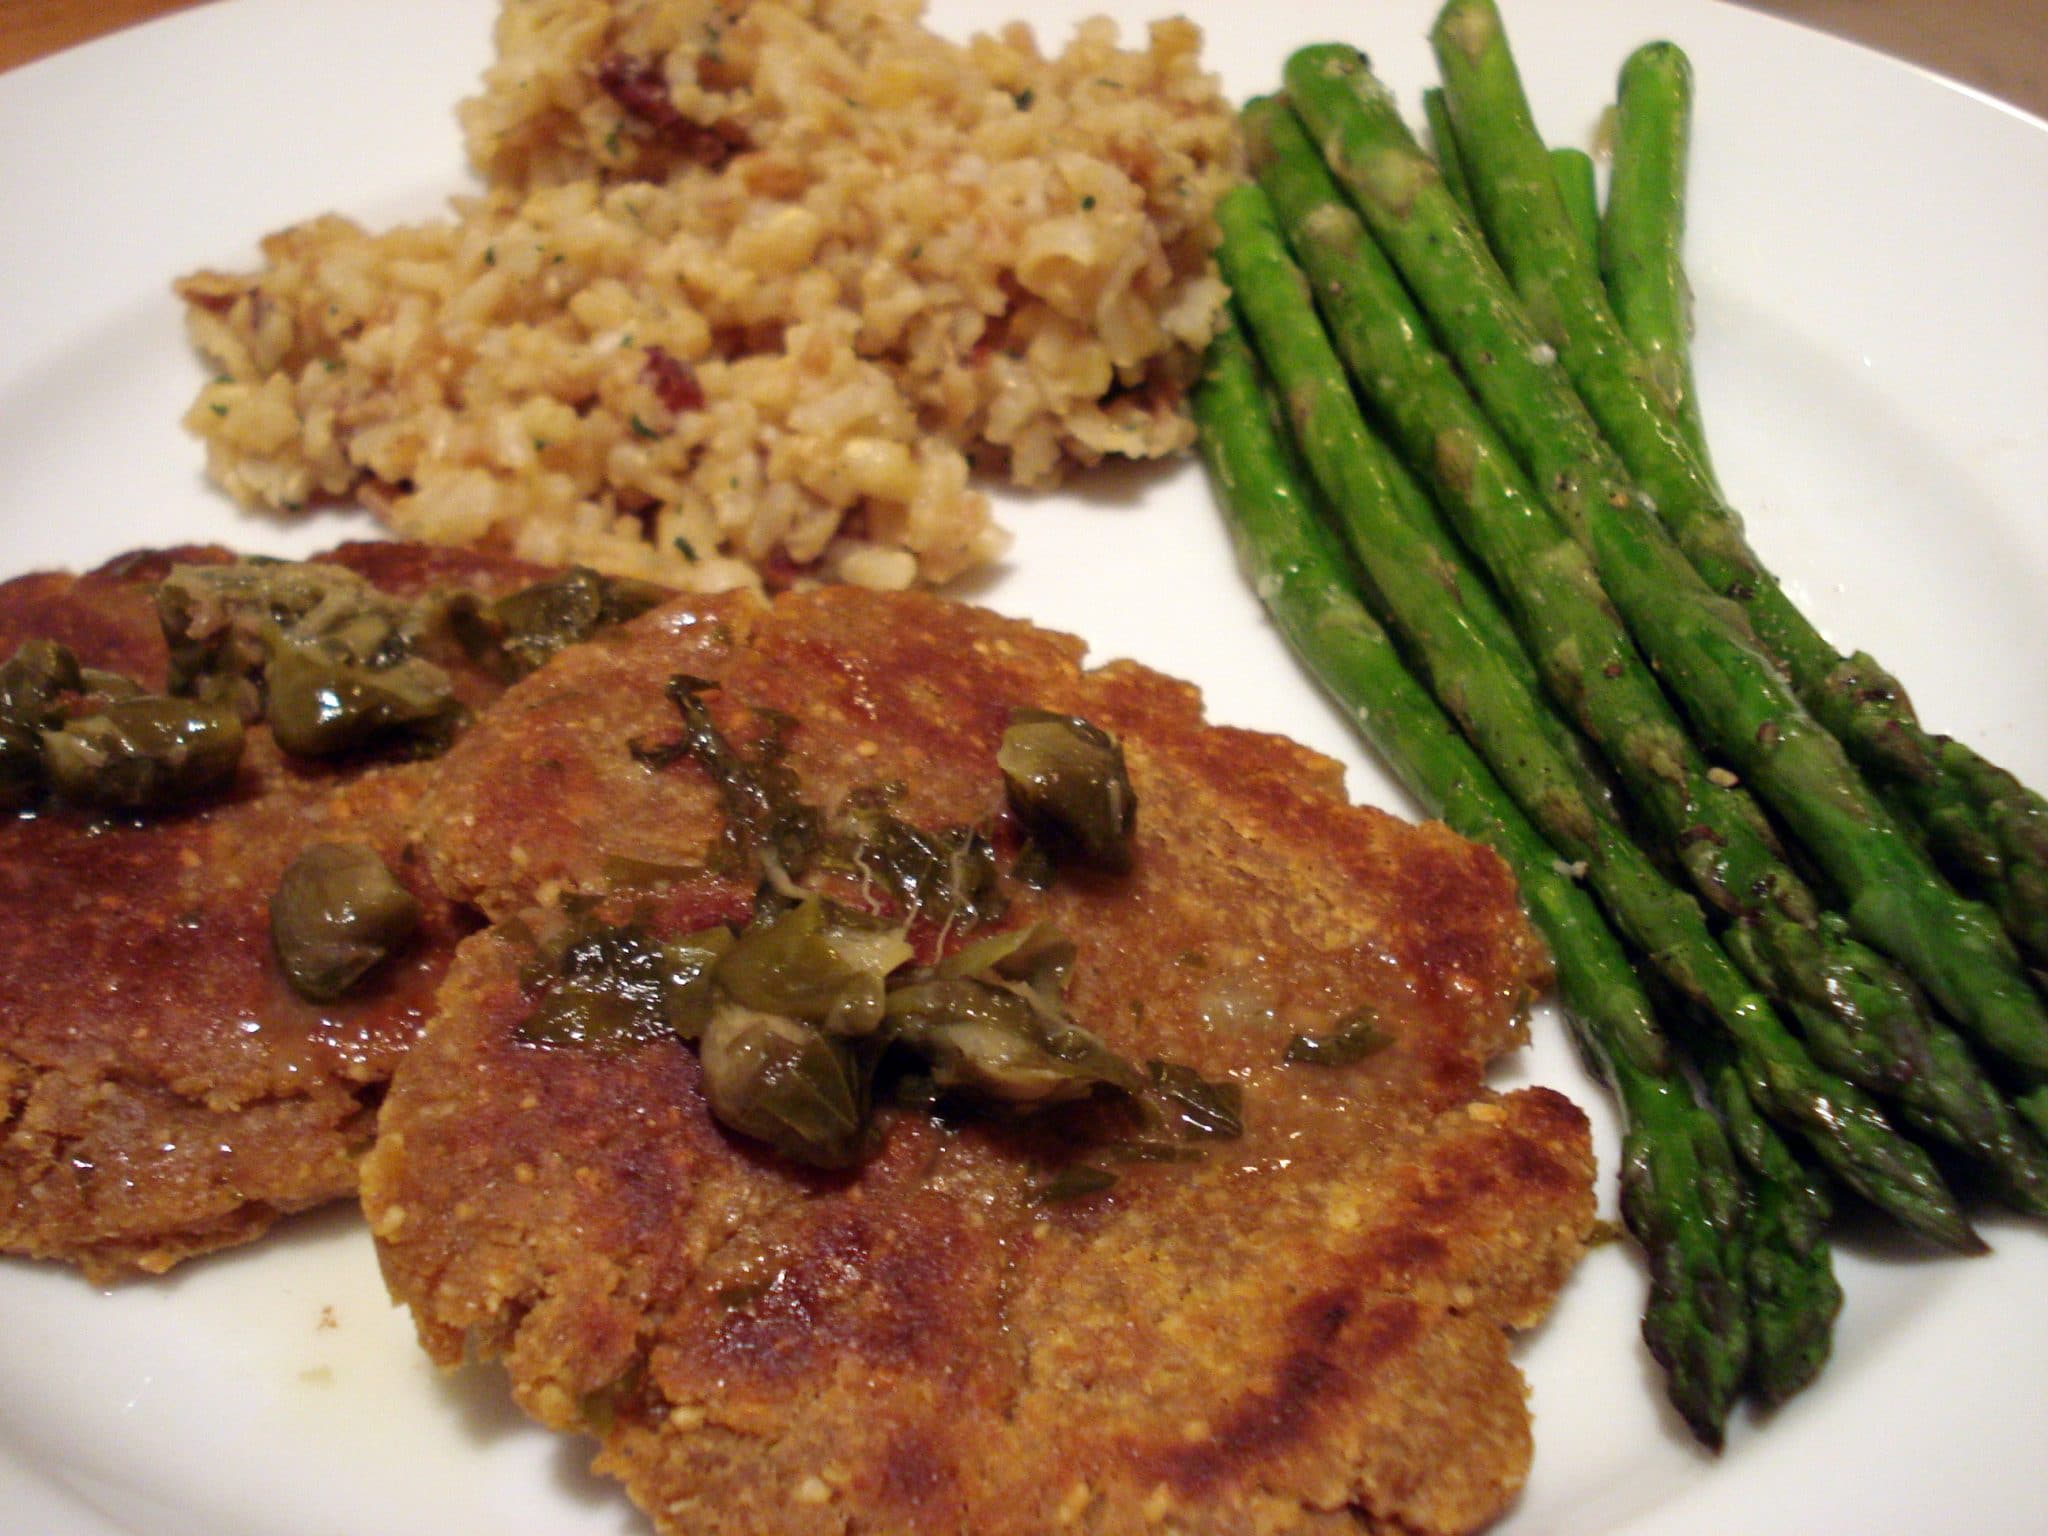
[2,1,2044,1531]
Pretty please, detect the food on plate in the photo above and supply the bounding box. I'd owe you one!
[177,0,1242,595]
[363,584,1594,1534]
[1194,312,1766,1446]
[1195,0,2048,1442]
[0,542,653,1279]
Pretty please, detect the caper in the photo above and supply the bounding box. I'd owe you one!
[450,567,667,680]
[0,718,43,811]
[697,1004,866,1168]
[269,840,422,1001]
[157,560,461,754]
[0,641,82,812]
[0,639,82,725]
[264,637,459,757]
[716,898,909,1035]
[159,560,380,695]
[77,668,146,702]
[41,696,244,810]
[997,708,1137,873]
[884,976,1142,1103]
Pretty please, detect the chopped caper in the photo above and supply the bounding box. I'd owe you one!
[937,920,1074,988]
[450,567,667,680]
[885,976,1142,1103]
[159,559,418,696]
[697,1004,867,1168]
[0,718,43,811]
[269,841,422,1001]
[1282,1011,1389,1068]
[41,696,244,810]
[263,636,460,757]
[77,668,145,702]
[0,639,82,724]
[997,708,1137,873]
[157,560,462,756]
[716,898,909,1036]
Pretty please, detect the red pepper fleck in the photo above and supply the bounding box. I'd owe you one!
[596,52,747,168]
[642,347,706,414]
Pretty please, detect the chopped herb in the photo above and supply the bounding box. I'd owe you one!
[484,246,496,267]
[630,414,659,440]
[631,673,820,882]
[907,242,923,260]
[209,403,228,417]
[1283,1011,1389,1068]
[1081,195,1096,211]
[448,566,667,681]
[532,437,550,452]
[605,126,622,157]
[1037,1164,1116,1203]
[1145,1059,1243,1139]
[1012,88,1034,110]
[674,535,699,561]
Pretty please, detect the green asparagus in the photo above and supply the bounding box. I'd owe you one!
[1246,93,2048,1214]
[1215,180,1974,1250]
[1682,990,1840,1406]
[1550,146,1600,265]
[1288,37,2048,1094]
[1429,0,2048,977]
[1193,309,1753,1444]
[1421,86,1476,216]
[1599,41,1714,477]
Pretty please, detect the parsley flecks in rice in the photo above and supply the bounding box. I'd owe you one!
[175,0,1242,595]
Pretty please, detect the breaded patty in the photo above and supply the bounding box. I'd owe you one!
[369,589,1593,1535]
[0,542,545,1279]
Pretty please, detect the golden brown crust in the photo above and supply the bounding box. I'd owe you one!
[370,587,1591,1535]
[0,542,546,1280]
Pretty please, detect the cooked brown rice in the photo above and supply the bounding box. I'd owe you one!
[177,0,1241,593]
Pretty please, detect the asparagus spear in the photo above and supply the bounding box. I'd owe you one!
[1421,86,1477,216]
[1679,988,1840,1407]
[1428,0,2048,976]
[1215,180,1974,1250]
[1245,94,2048,1214]
[1550,146,1600,264]
[1193,309,1753,1444]
[1287,39,2048,1093]
[1599,41,1714,478]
